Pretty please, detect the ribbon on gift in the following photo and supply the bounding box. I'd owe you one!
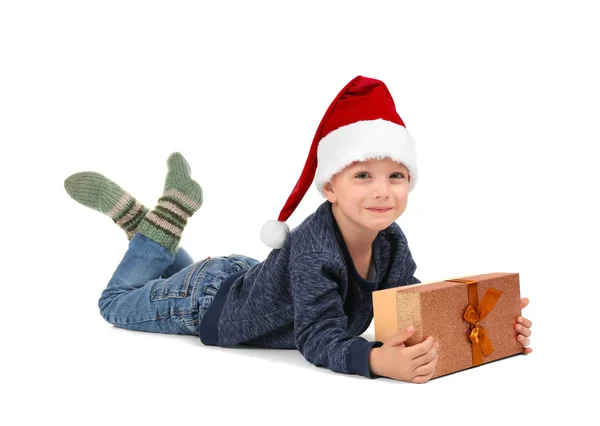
[445,279,502,366]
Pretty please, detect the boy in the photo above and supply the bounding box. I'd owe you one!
[65,76,532,383]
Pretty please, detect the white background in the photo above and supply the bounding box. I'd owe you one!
[2,1,598,424]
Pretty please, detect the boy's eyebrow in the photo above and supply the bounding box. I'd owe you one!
[349,163,407,172]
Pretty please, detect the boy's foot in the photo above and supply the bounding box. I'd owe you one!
[64,172,149,240]
[136,152,203,254]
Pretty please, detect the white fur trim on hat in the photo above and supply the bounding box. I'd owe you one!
[314,118,418,196]
[260,220,290,249]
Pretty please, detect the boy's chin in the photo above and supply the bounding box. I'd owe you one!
[365,219,396,232]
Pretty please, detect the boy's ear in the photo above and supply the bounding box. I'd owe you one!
[323,182,336,203]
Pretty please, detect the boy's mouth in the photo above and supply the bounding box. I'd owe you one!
[366,207,392,213]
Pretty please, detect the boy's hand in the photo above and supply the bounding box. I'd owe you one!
[370,325,439,384]
[516,297,533,354]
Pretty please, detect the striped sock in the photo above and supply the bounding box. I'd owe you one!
[64,172,149,240]
[136,152,203,254]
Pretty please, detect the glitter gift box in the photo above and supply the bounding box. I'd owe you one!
[372,272,524,379]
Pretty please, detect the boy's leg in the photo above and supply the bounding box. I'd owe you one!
[64,166,195,277]
[98,152,204,334]
[161,247,194,278]
[98,233,200,334]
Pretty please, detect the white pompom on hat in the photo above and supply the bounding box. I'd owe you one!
[260,75,418,249]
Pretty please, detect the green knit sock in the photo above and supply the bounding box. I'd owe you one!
[64,172,149,240]
[136,152,203,254]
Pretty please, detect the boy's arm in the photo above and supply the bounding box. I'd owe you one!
[401,245,421,284]
[291,253,384,379]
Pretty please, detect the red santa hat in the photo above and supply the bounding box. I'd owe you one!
[260,75,418,249]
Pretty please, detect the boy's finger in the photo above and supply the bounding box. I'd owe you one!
[521,297,529,309]
[515,323,531,337]
[518,334,530,346]
[517,316,532,328]
[523,347,533,355]
[408,336,435,359]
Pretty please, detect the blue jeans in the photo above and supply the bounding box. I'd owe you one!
[98,232,260,335]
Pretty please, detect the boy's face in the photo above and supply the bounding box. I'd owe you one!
[323,157,410,234]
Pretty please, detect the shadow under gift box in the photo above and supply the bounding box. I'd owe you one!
[372,272,525,379]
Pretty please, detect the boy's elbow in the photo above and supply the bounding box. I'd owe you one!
[407,275,421,284]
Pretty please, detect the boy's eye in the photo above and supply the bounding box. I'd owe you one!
[354,172,405,179]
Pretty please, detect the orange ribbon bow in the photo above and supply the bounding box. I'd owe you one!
[445,279,502,366]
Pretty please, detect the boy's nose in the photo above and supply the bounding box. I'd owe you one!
[373,182,391,198]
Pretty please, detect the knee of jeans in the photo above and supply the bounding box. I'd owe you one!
[97,289,119,322]
[98,297,112,323]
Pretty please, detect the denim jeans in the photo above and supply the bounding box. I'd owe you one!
[98,232,260,335]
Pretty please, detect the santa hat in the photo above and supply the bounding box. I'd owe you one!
[260,75,418,249]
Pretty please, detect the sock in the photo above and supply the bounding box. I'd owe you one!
[64,172,149,240]
[136,152,203,254]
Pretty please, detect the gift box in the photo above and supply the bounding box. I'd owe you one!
[372,272,524,379]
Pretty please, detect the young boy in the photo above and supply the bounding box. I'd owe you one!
[64,76,532,383]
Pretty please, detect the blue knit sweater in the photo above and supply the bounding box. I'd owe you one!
[198,201,420,378]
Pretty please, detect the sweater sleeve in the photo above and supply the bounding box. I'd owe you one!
[407,275,421,284]
[291,253,384,379]
[402,242,421,285]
